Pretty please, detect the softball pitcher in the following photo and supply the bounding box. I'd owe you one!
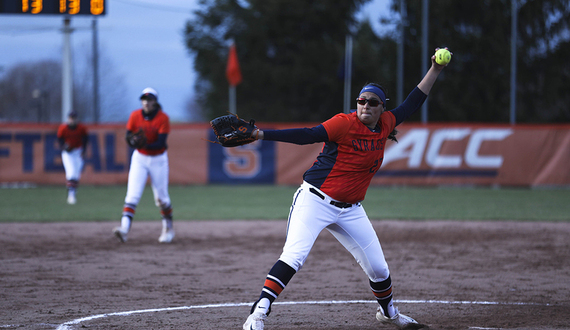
[57,111,88,205]
[113,87,174,243]
[242,49,450,330]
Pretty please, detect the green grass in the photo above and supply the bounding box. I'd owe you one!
[0,185,569,222]
[362,187,570,221]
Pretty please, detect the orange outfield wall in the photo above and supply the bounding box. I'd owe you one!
[0,122,569,187]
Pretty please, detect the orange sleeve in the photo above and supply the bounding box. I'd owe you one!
[57,124,66,138]
[321,113,351,142]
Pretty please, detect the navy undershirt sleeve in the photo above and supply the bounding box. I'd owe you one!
[145,133,168,149]
[263,125,329,145]
[262,88,425,143]
[389,87,428,126]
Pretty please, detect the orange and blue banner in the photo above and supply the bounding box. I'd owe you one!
[1,123,569,187]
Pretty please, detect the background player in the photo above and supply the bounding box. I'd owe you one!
[57,110,88,205]
[240,49,450,330]
[113,87,175,243]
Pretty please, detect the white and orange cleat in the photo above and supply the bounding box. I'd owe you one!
[243,311,266,330]
[158,227,175,243]
[113,227,128,243]
[376,307,427,329]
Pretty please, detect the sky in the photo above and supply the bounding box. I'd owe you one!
[0,0,392,122]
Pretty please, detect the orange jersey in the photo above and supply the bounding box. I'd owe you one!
[57,123,88,149]
[126,109,170,156]
[304,111,396,204]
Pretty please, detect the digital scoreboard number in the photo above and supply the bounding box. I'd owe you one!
[0,0,106,15]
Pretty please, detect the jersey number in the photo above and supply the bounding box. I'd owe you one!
[369,159,381,173]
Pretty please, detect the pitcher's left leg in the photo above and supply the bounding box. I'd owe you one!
[327,207,426,329]
[326,206,395,315]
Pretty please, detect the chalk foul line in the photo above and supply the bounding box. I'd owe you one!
[52,299,551,330]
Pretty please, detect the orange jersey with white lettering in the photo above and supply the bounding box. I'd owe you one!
[57,123,88,149]
[304,111,396,204]
[126,109,170,156]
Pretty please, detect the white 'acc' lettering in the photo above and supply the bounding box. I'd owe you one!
[383,128,513,168]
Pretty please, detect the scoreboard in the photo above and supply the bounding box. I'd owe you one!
[0,0,106,15]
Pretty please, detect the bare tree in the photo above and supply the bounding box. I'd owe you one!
[0,60,62,123]
[0,43,129,123]
[74,41,130,123]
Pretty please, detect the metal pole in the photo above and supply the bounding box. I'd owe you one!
[229,85,236,114]
[62,17,74,122]
[421,0,429,123]
[92,18,100,123]
[510,0,517,125]
[343,35,353,114]
[397,0,406,105]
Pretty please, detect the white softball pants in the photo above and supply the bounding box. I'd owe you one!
[124,150,170,208]
[61,148,84,181]
[279,181,390,282]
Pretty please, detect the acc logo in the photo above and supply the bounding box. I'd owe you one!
[383,128,513,168]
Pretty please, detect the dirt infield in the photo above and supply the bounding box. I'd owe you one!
[1,220,569,330]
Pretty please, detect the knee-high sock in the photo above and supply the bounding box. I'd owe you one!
[370,276,396,318]
[66,179,78,192]
[121,203,136,231]
[251,260,296,315]
[160,204,173,229]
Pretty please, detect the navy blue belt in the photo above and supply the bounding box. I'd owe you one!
[309,188,352,208]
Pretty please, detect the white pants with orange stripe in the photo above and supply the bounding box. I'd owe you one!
[124,150,170,208]
[279,181,390,282]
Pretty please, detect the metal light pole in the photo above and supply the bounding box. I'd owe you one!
[92,18,100,123]
[343,35,353,114]
[397,0,407,105]
[510,0,517,124]
[61,17,74,122]
[421,0,429,123]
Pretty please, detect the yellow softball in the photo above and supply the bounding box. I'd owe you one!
[435,48,451,65]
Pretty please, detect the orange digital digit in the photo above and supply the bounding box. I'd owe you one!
[91,0,104,15]
[16,0,104,15]
[31,0,43,14]
[69,0,80,14]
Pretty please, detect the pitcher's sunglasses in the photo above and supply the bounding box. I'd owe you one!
[356,98,383,107]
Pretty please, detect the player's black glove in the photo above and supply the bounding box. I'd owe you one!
[62,143,73,152]
[126,128,147,149]
[210,113,258,147]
